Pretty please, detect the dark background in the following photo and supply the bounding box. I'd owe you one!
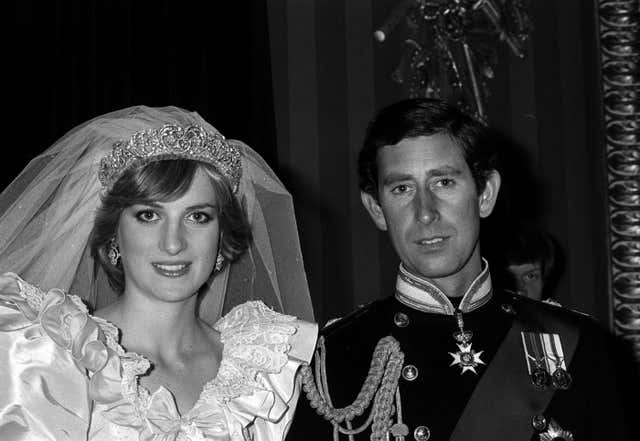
[6,0,279,187]
[6,0,611,327]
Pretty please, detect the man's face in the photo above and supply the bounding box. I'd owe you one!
[507,262,544,300]
[361,134,500,291]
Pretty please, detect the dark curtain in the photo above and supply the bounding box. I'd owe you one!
[5,0,615,329]
[268,0,611,326]
[5,0,277,190]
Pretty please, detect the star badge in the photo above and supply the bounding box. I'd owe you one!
[538,419,574,441]
[449,343,485,374]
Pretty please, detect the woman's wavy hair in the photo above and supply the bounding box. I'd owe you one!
[89,159,252,293]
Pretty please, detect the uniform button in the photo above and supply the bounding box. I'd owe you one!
[531,414,547,431]
[413,425,430,441]
[402,364,418,381]
[394,312,410,327]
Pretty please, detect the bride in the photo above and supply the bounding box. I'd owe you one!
[0,106,317,441]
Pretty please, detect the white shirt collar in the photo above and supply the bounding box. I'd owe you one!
[394,259,493,315]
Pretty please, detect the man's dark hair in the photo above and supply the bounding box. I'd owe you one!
[358,98,498,197]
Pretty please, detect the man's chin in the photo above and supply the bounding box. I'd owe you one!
[403,261,461,281]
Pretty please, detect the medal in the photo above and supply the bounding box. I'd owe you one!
[522,332,573,391]
[551,366,572,390]
[449,312,485,374]
[547,341,572,390]
[528,357,551,390]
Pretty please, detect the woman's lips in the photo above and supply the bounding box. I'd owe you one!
[151,262,191,277]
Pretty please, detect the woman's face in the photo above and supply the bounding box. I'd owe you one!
[116,167,220,303]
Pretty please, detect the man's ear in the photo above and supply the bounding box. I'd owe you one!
[478,170,501,218]
[360,191,388,231]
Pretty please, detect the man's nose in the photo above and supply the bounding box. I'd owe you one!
[415,189,439,224]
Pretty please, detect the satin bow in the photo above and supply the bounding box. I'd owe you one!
[100,386,226,441]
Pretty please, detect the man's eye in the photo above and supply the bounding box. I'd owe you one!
[187,211,212,224]
[391,184,411,194]
[136,210,159,223]
[436,178,455,188]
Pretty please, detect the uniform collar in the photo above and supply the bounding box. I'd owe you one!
[394,259,492,315]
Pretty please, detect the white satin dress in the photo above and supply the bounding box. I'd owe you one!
[0,273,317,441]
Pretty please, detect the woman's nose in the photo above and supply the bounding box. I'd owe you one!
[160,221,187,255]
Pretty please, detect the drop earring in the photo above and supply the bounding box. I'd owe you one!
[214,252,224,272]
[107,237,121,266]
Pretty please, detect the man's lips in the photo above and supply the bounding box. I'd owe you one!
[416,236,447,245]
[415,235,449,245]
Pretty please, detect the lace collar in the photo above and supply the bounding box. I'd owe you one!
[394,259,492,315]
[95,301,300,438]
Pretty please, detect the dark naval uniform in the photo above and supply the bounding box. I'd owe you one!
[288,263,631,441]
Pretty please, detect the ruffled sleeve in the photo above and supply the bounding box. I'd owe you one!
[210,301,317,441]
[0,273,122,441]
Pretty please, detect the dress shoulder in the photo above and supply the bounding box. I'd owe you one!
[208,300,318,441]
[0,272,122,441]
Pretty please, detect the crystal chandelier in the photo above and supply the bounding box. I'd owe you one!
[375,0,532,121]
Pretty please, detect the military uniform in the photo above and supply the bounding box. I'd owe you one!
[288,263,631,441]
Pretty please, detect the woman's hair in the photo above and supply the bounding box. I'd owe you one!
[89,159,252,293]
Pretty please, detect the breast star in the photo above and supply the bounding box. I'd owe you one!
[449,343,485,374]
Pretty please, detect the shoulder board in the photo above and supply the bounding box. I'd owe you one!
[320,300,380,335]
[501,290,597,326]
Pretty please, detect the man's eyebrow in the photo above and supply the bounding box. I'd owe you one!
[381,166,463,186]
[426,166,463,178]
[382,173,413,187]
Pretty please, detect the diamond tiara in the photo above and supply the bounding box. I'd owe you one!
[98,124,242,191]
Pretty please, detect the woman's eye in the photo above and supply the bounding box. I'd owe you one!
[524,272,540,281]
[187,211,212,224]
[136,210,159,223]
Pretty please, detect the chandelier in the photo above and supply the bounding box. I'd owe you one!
[375,0,532,121]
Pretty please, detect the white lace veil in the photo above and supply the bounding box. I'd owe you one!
[0,106,314,323]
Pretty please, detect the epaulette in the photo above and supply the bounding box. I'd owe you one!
[319,299,379,336]
[501,290,596,325]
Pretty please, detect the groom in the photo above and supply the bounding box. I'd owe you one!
[288,98,631,440]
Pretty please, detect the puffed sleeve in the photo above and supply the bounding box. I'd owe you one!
[211,301,318,441]
[0,273,122,441]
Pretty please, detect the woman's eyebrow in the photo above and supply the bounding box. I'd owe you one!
[185,203,217,211]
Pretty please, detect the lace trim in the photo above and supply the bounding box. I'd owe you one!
[98,321,152,424]
[14,276,45,312]
[208,301,297,404]
[105,300,298,419]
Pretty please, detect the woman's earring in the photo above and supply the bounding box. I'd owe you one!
[108,238,121,266]
[214,253,224,272]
